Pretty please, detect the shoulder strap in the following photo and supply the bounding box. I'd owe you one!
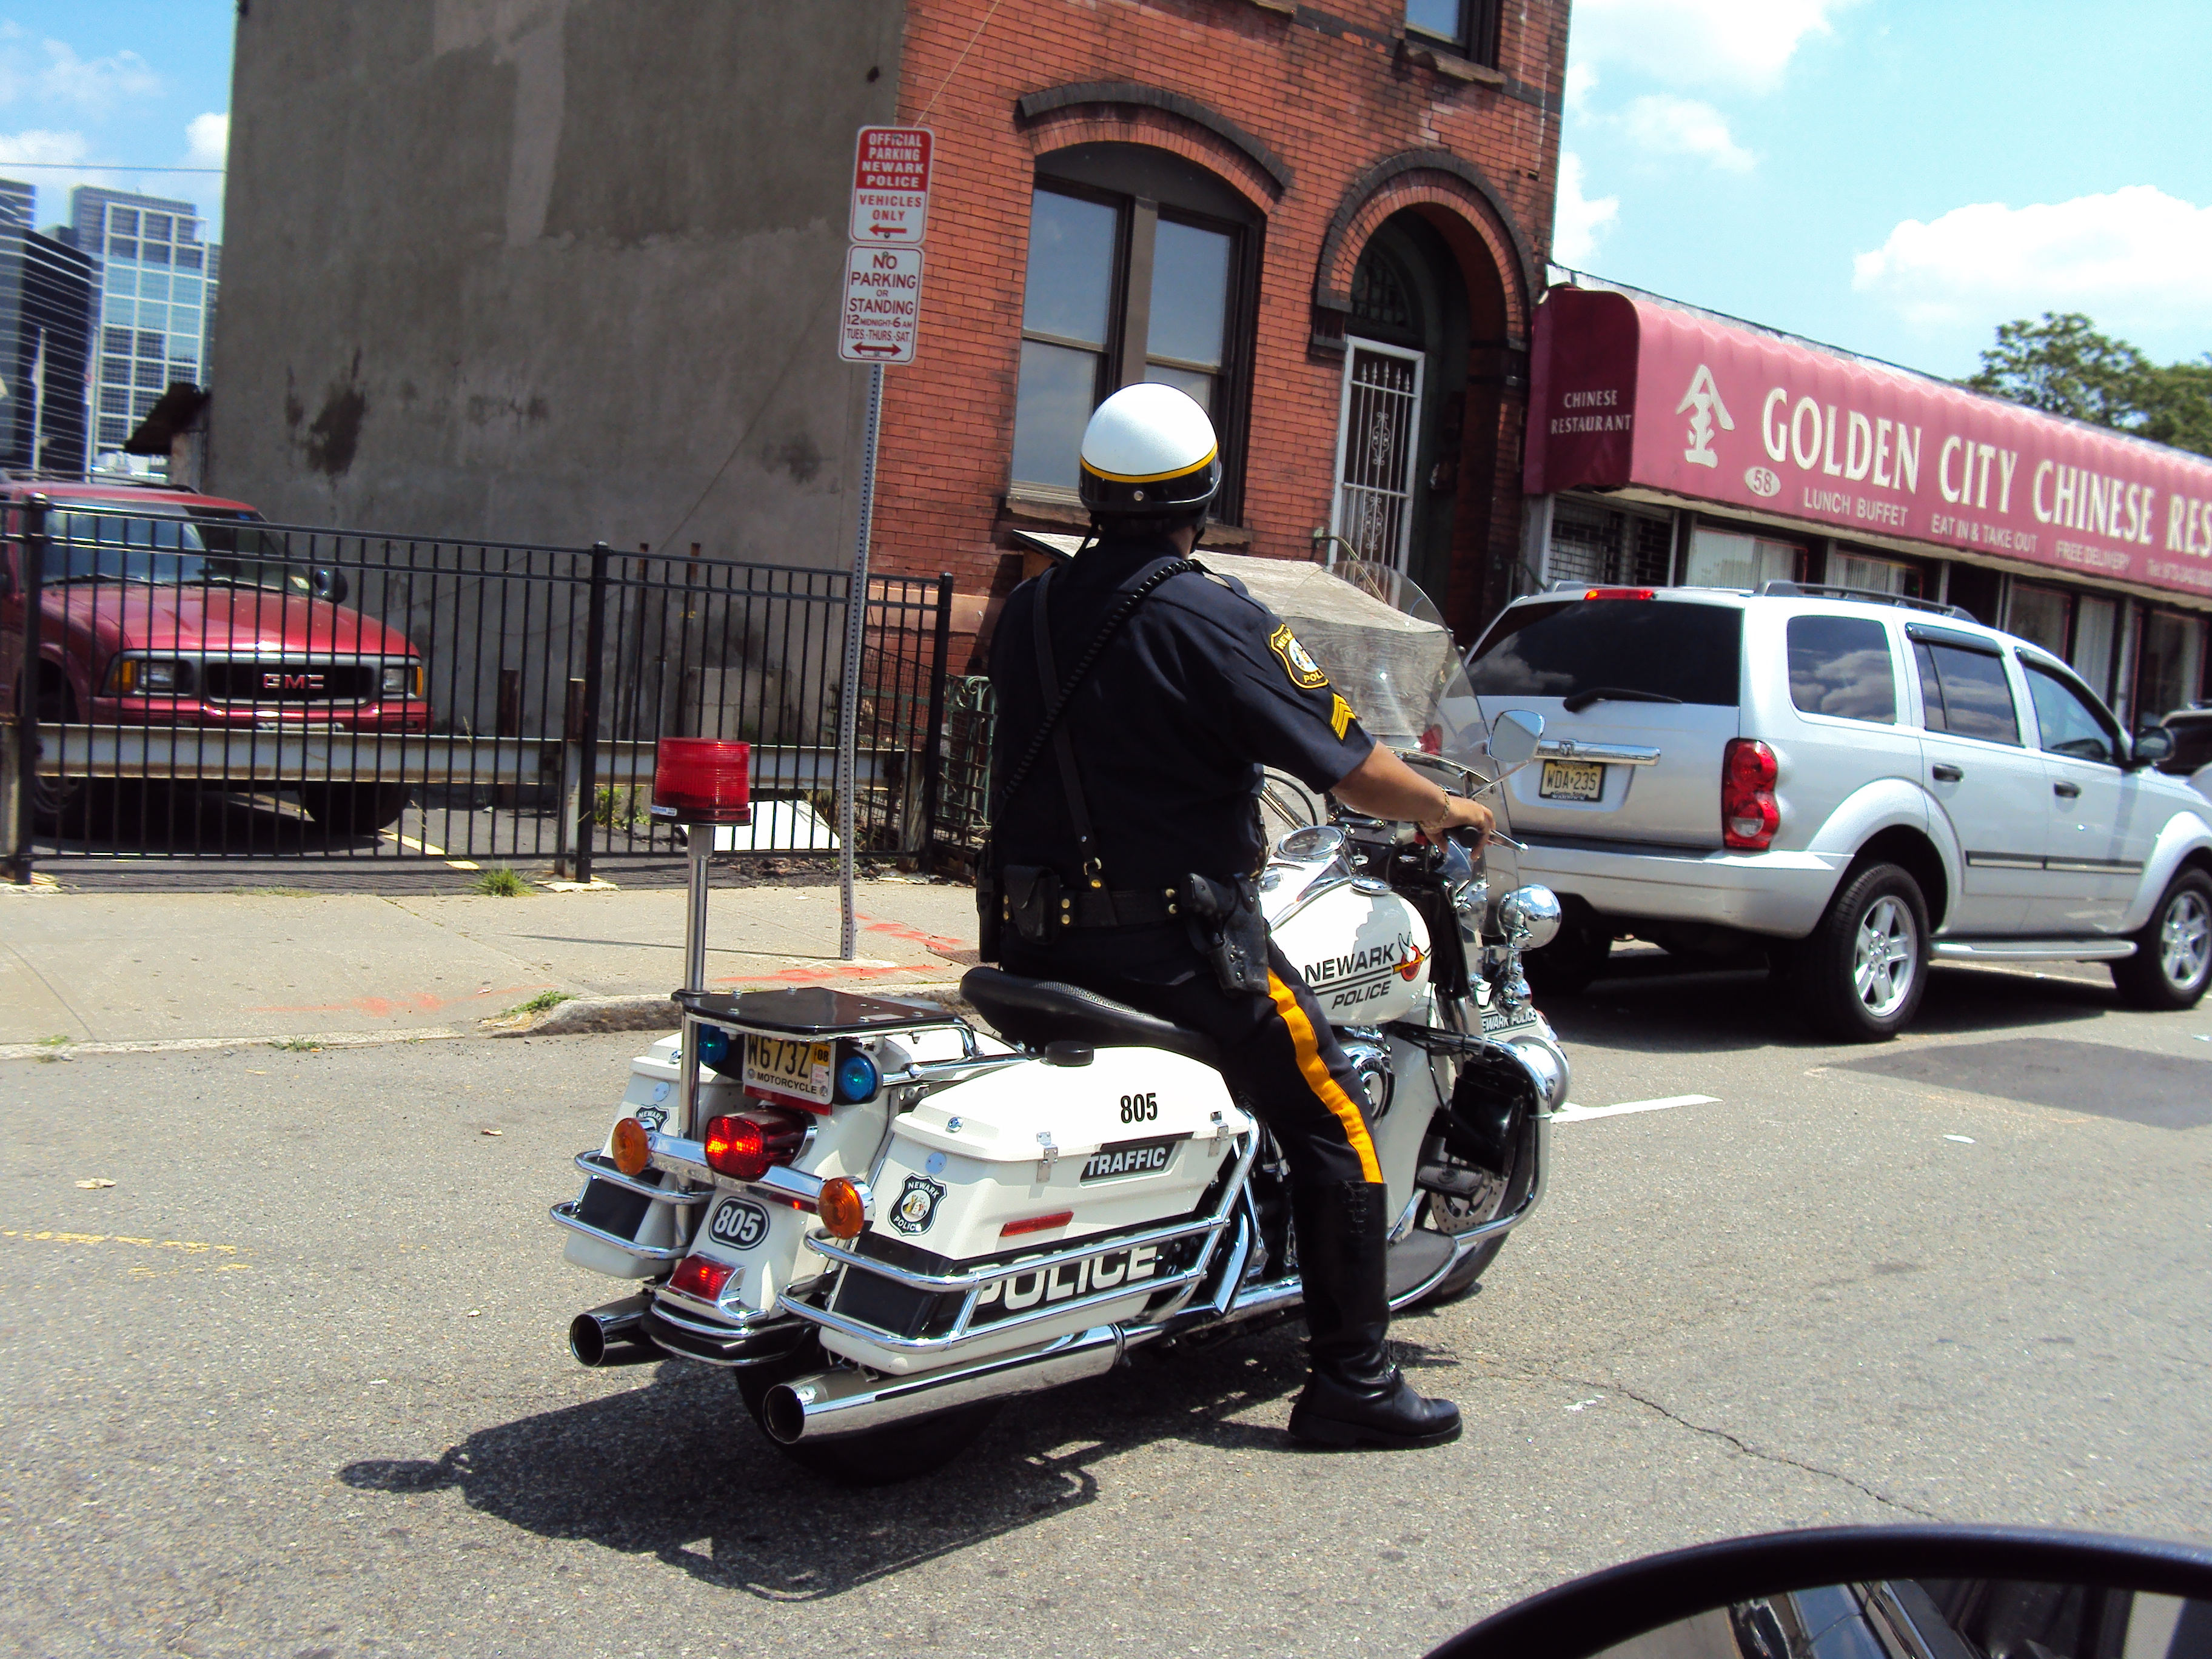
[992,555,1199,864]
[1033,569,1113,911]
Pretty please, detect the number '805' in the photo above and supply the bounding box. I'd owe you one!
[1119,1092,1158,1123]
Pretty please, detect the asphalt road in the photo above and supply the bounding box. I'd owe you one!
[4,957,2208,1658]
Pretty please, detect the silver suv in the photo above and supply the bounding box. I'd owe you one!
[1464,582,2212,1040]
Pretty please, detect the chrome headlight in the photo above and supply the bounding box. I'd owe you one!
[380,660,425,699]
[106,655,194,695]
[1497,885,1563,950]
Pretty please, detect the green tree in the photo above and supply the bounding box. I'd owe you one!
[1967,312,2212,460]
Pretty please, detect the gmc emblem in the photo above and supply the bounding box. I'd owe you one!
[263,672,324,692]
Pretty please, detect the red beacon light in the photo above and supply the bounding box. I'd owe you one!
[651,737,752,825]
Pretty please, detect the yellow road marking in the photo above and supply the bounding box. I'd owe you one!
[4,1229,240,1255]
[381,830,447,856]
[1265,971,1382,1182]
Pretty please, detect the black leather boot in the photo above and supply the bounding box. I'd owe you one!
[1285,1180,1462,1449]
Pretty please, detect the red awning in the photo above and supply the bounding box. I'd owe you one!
[1525,284,2212,604]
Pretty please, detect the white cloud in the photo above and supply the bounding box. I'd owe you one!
[184,110,228,169]
[1853,186,2212,329]
[1552,153,1619,268]
[0,126,87,166]
[37,40,160,112]
[1569,0,1855,92]
[1564,60,1598,115]
[1619,94,1754,172]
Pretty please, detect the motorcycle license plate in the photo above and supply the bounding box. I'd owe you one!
[743,1033,833,1107]
[1538,759,1604,801]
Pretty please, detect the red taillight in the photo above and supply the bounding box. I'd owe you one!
[651,737,752,824]
[1583,586,1654,600]
[702,1110,808,1182]
[669,1254,734,1301]
[1721,738,1780,850]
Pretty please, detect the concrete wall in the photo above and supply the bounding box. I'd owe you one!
[210,0,906,565]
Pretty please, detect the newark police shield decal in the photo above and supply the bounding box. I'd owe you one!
[889,1172,945,1235]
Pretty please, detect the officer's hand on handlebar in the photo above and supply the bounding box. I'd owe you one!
[1418,795,1495,844]
[1332,744,1495,845]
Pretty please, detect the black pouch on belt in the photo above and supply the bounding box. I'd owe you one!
[975,836,1004,961]
[1003,864,1064,945]
[1182,872,1269,994]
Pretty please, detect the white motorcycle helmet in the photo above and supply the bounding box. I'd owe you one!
[1077,383,1222,523]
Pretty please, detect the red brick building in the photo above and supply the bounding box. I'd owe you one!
[871,0,1569,648]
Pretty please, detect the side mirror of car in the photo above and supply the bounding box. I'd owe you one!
[312,568,350,605]
[1427,1524,2212,1659]
[2131,725,2175,768]
[1487,709,1544,773]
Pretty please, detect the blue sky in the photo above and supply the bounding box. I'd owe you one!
[0,1,231,237]
[1558,0,2212,378]
[3,2,2206,387]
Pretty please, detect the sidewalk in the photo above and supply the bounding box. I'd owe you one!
[0,878,980,1053]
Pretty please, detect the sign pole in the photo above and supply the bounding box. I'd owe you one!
[837,360,884,961]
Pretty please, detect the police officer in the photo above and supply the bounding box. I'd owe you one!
[986,383,1494,1449]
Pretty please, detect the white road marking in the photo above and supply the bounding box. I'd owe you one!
[1944,1134,1976,1144]
[1552,1093,1717,1124]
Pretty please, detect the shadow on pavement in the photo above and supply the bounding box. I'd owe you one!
[1544,955,2116,1055]
[337,1316,1473,1601]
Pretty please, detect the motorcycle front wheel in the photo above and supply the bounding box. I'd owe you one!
[733,1334,1002,1486]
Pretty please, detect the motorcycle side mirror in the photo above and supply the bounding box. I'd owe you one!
[1486,709,1544,773]
[1427,1524,2212,1659]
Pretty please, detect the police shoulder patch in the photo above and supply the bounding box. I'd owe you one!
[1330,693,1356,739]
[1269,624,1330,689]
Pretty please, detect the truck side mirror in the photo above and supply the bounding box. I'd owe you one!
[2130,724,2174,768]
[312,568,350,605]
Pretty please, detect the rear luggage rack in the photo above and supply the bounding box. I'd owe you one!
[1758,580,1973,618]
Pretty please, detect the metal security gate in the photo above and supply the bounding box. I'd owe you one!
[1329,340,1424,572]
[0,497,956,882]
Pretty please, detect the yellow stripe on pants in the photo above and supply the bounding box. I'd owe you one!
[1266,970,1382,1184]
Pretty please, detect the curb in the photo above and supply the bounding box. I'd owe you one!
[489,981,976,1038]
[0,1027,470,1062]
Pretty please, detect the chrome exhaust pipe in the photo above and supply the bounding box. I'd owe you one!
[762,1325,1124,1443]
[568,1295,656,1367]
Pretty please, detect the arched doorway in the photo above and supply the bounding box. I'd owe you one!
[1328,212,1470,606]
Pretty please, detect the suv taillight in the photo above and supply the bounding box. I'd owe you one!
[702,1108,809,1182]
[1721,739,1779,850]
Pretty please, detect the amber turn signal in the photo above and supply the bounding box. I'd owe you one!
[818,1177,870,1240]
[611,1116,652,1178]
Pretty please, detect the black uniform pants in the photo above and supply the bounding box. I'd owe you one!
[1002,929,1382,1189]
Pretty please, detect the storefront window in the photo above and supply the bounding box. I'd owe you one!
[2006,583,2071,660]
[2071,596,2116,699]
[1830,552,1920,598]
[1008,171,1248,506]
[1686,527,1801,592]
[1547,496,1672,588]
[2136,610,2207,723]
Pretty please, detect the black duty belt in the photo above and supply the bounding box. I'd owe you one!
[1002,882,1184,931]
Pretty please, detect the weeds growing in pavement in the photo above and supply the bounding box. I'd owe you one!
[269,1038,323,1053]
[473,865,532,897]
[592,785,651,830]
[499,990,574,1021]
[35,1033,70,1047]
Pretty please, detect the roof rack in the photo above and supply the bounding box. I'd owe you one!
[1759,580,1973,620]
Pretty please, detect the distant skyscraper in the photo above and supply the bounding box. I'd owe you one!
[0,179,32,231]
[69,185,221,459]
[0,226,96,477]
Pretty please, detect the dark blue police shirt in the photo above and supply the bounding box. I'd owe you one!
[987,533,1375,890]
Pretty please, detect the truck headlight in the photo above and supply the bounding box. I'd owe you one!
[380,661,424,699]
[106,657,193,695]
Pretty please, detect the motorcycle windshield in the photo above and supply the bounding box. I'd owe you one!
[1193,552,1489,768]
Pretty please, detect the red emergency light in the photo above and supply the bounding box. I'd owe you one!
[651,737,753,825]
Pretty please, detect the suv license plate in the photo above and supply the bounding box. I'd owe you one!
[743,1034,834,1107]
[1538,759,1604,801]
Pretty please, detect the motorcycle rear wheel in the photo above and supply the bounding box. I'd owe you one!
[733,1335,1002,1486]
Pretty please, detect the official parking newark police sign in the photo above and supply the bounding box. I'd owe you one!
[839,126,931,365]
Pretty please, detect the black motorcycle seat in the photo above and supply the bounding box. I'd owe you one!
[960,967,1222,1069]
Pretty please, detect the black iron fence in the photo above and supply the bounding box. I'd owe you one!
[0,496,956,880]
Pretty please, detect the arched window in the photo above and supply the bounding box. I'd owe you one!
[1009,144,1260,521]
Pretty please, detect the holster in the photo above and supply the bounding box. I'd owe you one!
[1002,864,1063,945]
[975,839,1004,962]
[1182,872,1269,995]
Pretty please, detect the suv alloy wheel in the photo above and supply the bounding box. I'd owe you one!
[2110,868,2212,1011]
[1790,862,1931,1042]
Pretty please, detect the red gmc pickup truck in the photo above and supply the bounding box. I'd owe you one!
[1,482,431,835]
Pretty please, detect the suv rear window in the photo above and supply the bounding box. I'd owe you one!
[1466,598,1742,706]
[1787,615,1895,723]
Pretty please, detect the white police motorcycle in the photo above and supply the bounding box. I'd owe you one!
[549,560,1569,1482]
